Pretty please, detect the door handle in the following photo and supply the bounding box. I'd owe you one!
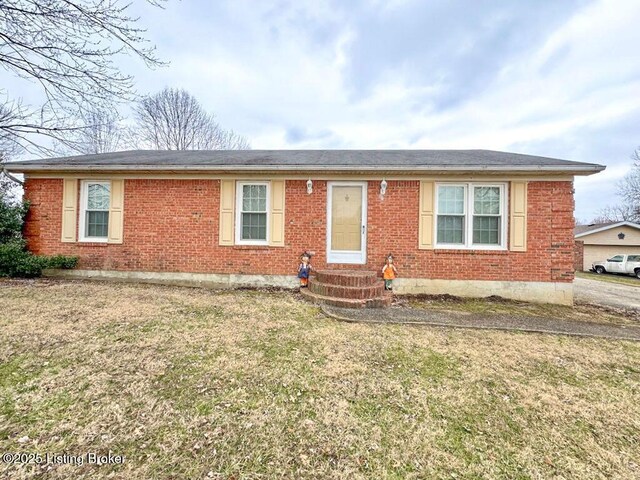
[362,225,366,234]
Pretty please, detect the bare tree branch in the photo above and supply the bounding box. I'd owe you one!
[0,0,166,155]
[53,107,129,154]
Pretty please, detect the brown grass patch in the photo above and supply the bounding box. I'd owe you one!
[407,293,640,325]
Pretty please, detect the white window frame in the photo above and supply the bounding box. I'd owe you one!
[79,180,111,243]
[435,182,507,250]
[235,181,270,246]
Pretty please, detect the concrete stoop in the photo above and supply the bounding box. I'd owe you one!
[300,269,393,308]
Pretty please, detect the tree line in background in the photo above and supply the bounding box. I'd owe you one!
[0,0,249,165]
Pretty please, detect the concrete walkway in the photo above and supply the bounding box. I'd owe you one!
[574,276,640,310]
[322,305,640,341]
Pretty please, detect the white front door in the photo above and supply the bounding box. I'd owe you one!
[327,182,367,264]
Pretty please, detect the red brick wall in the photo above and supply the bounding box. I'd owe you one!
[574,240,584,272]
[23,178,575,282]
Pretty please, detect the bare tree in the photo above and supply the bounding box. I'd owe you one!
[618,147,640,220]
[54,108,129,155]
[133,88,250,150]
[0,0,165,155]
[592,146,640,223]
[0,102,24,161]
[1,102,26,199]
[591,204,638,224]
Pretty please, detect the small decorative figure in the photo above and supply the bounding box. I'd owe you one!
[298,252,312,288]
[382,253,398,290]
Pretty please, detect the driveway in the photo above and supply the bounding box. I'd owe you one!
[574,276,640,310]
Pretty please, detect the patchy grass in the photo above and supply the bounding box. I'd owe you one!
[408,293,640,325]
[576,270,640,287]
[1,279,640,479]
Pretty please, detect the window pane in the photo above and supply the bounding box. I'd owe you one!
[86,211,109,238]
[437,215,464,244]
[241,213,267,240]
[242,184,267,212]
[87,183,110,210]
[256,185,266,211]
[474,187,500,215]
[473,216,500,245]
[438,186,464,214]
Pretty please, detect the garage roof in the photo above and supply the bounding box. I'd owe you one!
[575,221,640,238]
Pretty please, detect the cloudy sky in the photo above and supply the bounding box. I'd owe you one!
[7,0,640,220]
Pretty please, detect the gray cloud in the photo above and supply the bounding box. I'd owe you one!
[340,0,591,107]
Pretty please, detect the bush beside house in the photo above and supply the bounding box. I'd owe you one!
[0,184,78,277]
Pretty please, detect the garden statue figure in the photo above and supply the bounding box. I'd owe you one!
[298,252,312,288]
[382,254,398,290]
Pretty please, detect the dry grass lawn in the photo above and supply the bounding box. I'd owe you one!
[408,293,640,325]
[1,279,639,479]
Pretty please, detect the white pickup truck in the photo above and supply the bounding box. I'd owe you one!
[591,254,640,279]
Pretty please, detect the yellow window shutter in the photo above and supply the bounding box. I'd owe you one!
[219,180,235,246]
[61,178,78,243]
[509,181,528,252]
[108,179,125,244]
[418,181,435,249]
[269,180,285,247]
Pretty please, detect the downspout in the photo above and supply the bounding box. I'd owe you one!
[1,166,24,185]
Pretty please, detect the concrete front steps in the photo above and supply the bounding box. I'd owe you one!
[300,269,393,308]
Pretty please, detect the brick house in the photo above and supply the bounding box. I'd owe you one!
[7,150,604,305]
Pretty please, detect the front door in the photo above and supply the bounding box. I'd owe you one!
[327,182,367,264]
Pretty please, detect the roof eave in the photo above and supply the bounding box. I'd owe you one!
[575,221,640,238]
[7,164,606,175]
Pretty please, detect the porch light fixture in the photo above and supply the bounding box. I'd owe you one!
[306,179,313,194]
[380,179,388,197]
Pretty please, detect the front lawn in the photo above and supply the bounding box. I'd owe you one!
[1,280,639,479]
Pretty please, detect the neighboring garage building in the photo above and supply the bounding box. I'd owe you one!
[575,221,640,271]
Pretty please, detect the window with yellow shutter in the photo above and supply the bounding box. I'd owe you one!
[79,180,111,242]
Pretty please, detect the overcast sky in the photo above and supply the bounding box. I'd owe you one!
[6,0,640,220]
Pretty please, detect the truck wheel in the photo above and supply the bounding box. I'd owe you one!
[636,269,640,279]
[595,266,606,274]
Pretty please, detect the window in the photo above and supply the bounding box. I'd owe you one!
[628,255,640,262]
[80,181,110,241]
[472,186,501,245]
[236,182,269,244]
[436,183,506,249]
[608,255,624,262]
[437,186,465,244]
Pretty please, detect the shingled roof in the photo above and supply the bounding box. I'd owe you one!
[575,221,640,237]
[5,149,605,175]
